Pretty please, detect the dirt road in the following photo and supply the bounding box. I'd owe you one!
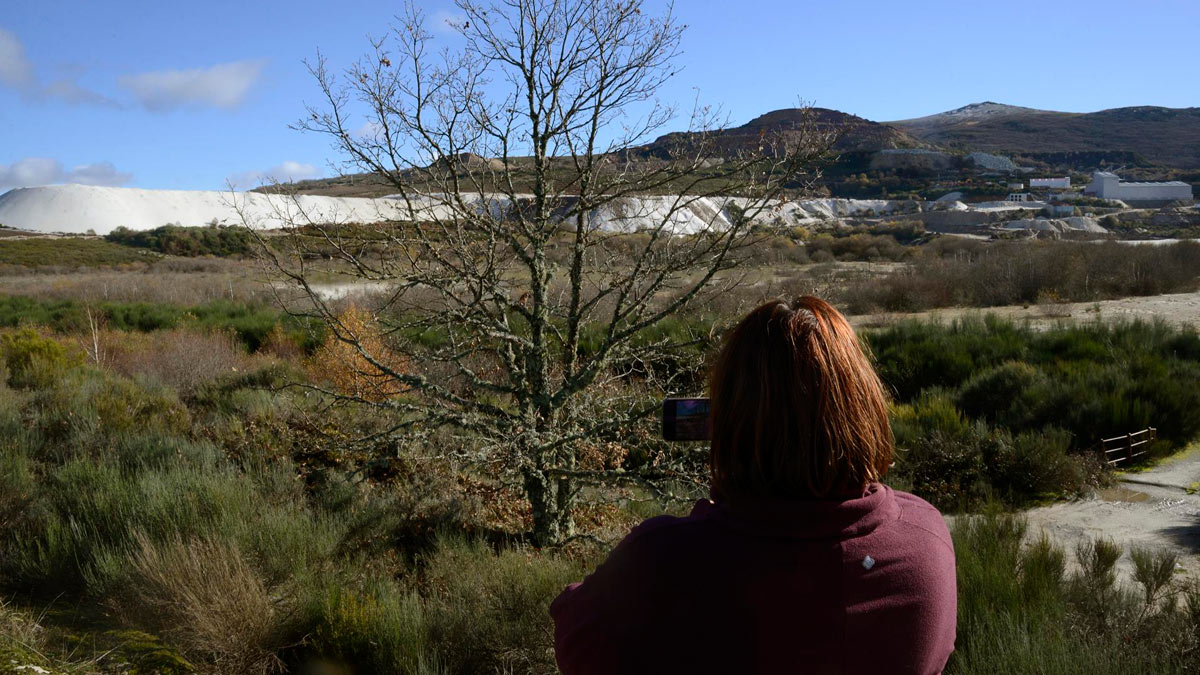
[1021,445,1200,580]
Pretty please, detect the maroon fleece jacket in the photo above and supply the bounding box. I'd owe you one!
[550,483,956,674]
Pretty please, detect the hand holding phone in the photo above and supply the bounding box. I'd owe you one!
[662,398,710,441]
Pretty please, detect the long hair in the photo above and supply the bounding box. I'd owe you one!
[708,297,892,500]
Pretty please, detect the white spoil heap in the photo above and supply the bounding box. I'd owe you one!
[0,184,933,236]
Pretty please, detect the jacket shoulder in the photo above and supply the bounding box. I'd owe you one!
[609,499,719,555]
[890,488,954,552]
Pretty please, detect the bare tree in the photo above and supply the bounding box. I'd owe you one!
[255,0,832,545]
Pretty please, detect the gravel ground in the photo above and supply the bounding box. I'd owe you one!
[1020,445,1200,583]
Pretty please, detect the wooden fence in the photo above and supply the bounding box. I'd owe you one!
[1100,427,1157,466]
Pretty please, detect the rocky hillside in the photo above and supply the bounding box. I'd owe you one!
[889,102,1200,169]
[634,107,928,158]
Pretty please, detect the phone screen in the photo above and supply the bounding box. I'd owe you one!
[662,398,710,441]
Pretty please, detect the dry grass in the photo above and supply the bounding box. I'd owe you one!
[121,533,285,675]
[0,261,270,307]
[96,328,269,393]
[0,598,47,657]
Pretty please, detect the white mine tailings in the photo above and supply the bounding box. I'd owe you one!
[0,184,412,235]
[0,184,1108,237]
[0,184,920,236]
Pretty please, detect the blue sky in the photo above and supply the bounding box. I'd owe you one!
[2,0,1197,191]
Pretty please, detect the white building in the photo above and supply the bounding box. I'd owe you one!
[1005,193,1033,202]
[1030,177,1071,189]
[1085,171,1193,202]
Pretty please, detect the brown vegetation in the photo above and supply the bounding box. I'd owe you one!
[122,534,285,675]
[307,305,410,401]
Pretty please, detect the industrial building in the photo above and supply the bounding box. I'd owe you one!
[1084,171,1193,203]
[1030,177,1071,189]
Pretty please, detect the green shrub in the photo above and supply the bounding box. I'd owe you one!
[27,369,191,451]
[955,361,1042,425]
[298,577,432,675]
[106,225,259,258]
[872,319,1200,458]
[0,328,83,388]
[893,392,1097,509]
[4,443,338,598]
[0,237,154,268]
[895,426,988,510]
[0,295,323,353]
[0,296,88,331]
[892,390,970,441]
[423,537,586,675]
[871,317,1028,400]
[983,428,1095,502]
[0,444,33,532]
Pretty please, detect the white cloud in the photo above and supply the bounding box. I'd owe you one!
[430,9,467,34]
[2,29,261,112]
[227,161,322,188]
[41,78,122,107]
[0,157,133,189]
[0,27,35,88]
[65,162,133,187]
[0,29,120,106]
[0,157,59,188]
[354,120,384,138]
[118,60,266,111]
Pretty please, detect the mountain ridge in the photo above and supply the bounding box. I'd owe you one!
[253,102,1200,198]
[888,102,1200,168]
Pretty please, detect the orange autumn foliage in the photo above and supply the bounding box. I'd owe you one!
[307,305,410,401]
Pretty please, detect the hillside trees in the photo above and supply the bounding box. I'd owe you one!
[251,0,832,545]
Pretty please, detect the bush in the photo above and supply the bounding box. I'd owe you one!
[984,428,1098,502]
[880,318,1200,508]
[3,434,337,599]
[0,295,322,353]
[955,361,1042,424]
[422,537,587,675]
[297,577,431,675]
[27,368,191,448]
[290,536,587,675]
[106,224,259,258]
[105,328,260,394]
[892,394,1098,509]
[0,328,83,388]
[871,319,1200,452]
[120,534,285,674]
[308,305,412,401]
[0,296,88,332]
[871,317,1028,400]
[894,425,988,510]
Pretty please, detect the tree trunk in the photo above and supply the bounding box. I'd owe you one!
[524,468,561,547]
[523,469,578,546]
[555,476,576,541]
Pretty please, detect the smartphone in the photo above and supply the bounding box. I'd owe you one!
[662,397,711,441]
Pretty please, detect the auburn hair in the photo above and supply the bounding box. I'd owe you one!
[708,297,892,500]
